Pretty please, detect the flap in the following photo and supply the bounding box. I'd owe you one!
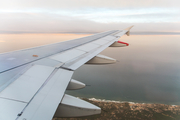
[0,65,55,120]
[0,65,55,102]
[17,68,73,120]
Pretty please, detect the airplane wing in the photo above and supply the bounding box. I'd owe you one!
[0,26,133,120]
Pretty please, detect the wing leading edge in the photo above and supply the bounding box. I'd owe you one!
[0,26,133,120]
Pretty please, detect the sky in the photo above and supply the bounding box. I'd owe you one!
[0,0,180,33]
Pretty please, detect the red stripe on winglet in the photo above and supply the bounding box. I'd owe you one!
[118,41,129,46]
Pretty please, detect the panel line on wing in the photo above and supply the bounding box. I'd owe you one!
[0,97,27,103]
[0,65,55,103]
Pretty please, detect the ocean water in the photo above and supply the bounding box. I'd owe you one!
[0,34,180,105]
[67,35,180,105]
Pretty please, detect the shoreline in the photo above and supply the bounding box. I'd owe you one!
[54,98,180,120]
[87,97,179,106]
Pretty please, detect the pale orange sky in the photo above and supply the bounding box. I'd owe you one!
[0,34,179,54]
[0,34,89,53]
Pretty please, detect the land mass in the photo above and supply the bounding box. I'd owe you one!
[53,98,180,120]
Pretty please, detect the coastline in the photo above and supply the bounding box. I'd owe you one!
[88,97,145,104]
[87,98,179,106]
[53,98,180,120]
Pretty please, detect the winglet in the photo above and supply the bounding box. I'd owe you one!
[124,26,134,36]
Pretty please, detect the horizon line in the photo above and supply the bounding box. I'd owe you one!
[0,31,180,35]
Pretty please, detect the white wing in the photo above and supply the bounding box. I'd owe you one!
[0,26,133,120]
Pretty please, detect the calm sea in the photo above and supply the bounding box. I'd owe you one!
[0,33,180,105]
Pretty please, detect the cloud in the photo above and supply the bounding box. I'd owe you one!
[0,12,179,33]
[0,0,179,33]
[0,0,180,10]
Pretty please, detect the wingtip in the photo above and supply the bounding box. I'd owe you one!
[124,25,134,31]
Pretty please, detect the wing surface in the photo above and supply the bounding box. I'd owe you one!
[0,26,133,120]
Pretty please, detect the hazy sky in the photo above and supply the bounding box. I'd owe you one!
[0,0,180,33]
